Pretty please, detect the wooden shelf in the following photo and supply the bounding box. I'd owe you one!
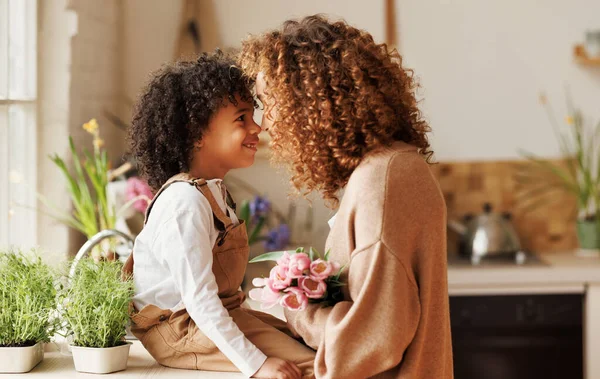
[574,44,600,66]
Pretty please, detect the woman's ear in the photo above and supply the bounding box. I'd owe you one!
[195,140,204,150]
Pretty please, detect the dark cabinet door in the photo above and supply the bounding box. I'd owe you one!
[450,294,583,379]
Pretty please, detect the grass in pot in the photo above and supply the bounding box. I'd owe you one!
[60,258,133,374]
[0,249,57,373]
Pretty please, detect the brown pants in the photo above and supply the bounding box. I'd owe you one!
[131,304,315,378]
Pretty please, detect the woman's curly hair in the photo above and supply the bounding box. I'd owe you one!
[128,50,255,192]
[239,15,432,207]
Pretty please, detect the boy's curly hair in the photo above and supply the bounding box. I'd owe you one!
[128,50,255,192]
[239,15,433,207]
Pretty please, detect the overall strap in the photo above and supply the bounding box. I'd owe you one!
[125,174,197,280]
[192,178,235,234]
[143,173,197,225]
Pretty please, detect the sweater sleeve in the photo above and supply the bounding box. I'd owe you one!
[285,241,421,378]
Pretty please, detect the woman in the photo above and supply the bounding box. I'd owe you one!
[239,15,453,378]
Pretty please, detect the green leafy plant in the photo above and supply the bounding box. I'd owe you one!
[518,92,600,230]
[0,249,58,347]
[60,259,133,348]
[39,119,116,257]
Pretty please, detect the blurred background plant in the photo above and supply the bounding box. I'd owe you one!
[38,119,153,260]
[517,91,600,250]
[238,195,291,251]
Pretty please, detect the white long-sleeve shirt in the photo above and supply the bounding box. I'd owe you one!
[132,180,267,377]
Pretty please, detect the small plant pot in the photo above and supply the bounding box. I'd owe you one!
[577,220,600,255]
[0,342,44,373]
[71,342,131,374]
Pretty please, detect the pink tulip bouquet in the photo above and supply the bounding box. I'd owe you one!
[248,248,345,311]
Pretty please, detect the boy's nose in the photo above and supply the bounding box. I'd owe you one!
[250,119,261,134]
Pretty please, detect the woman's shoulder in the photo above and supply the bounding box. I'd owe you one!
[350,141,434,190]
[347,141,444,220]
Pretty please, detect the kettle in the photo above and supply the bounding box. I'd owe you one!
[448,203,522,265]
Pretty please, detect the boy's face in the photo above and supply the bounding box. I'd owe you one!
[195,95,261,178]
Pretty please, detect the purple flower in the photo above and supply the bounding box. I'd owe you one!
[249,196,271,219]
[264,224,290,251]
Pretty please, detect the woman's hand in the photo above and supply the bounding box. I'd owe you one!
[253,357,301,379]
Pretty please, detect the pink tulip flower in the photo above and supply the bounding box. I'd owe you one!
[298,276,327,299]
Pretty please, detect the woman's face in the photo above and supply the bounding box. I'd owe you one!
[255,72,276,133]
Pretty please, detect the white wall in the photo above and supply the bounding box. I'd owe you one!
[38,0,76,262]
[194,0,384,51]
[122,0,183,109]
[399,0,600,161]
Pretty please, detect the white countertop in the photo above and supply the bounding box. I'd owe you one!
[448,251,600,295]
[0,341,244,378]
[2,255,598,378]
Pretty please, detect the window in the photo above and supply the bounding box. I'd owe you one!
[0,0,37,247]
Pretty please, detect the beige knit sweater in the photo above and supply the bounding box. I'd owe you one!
[285,141,453,378]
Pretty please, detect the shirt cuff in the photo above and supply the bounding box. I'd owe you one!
[243,350,268,378]
[202,323,267,377]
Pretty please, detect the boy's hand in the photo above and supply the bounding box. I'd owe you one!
[253,357,301,379]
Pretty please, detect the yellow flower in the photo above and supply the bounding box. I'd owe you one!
[82,118,99,134]
[93,138,105,149]
[566,116,574,125]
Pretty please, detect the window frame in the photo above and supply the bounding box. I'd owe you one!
[0,0,38,248]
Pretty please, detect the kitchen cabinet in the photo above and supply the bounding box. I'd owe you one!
[448,252,600,379]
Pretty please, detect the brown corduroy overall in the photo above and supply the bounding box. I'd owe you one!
[122,174,315,377]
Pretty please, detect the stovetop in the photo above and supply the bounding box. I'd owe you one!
[447,251,548,267]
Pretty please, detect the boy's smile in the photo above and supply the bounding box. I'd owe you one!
[242,135,259,151]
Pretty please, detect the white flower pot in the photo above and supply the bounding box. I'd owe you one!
[71,342,131,374]
[0,342,44,373]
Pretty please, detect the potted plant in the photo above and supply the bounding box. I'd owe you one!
[518,92,600,253]
[39,119,151,261]
[38,119,115,260]
[60,258,133,374]
[0,249,57,373]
